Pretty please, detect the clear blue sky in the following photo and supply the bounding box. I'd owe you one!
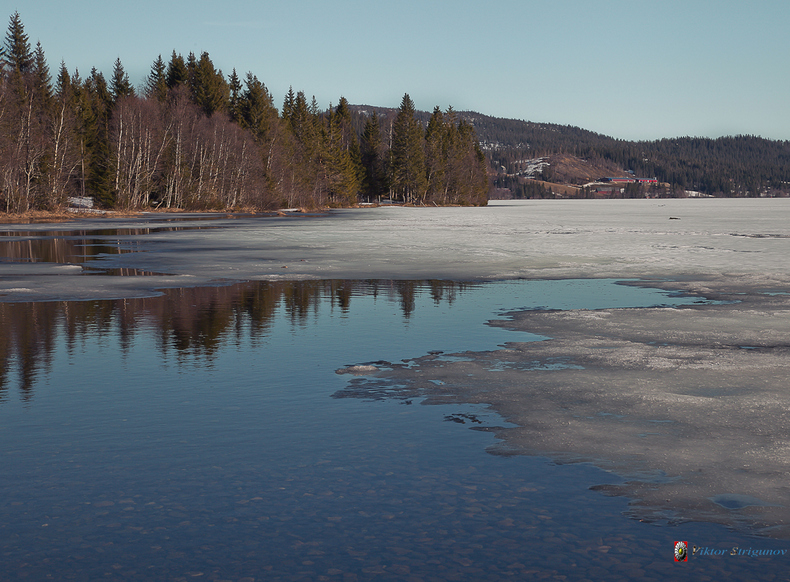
[12,0,790,141]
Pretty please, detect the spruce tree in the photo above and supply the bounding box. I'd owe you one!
[288,91,315,146]
[185,51,197,97]
[333,97,357,152]
[282,90,324,201]
[282,86,296,124]
[227,68,243,123]
[332,97,363,199]
[55,61,71,100]
[361,113,387,199]
[192,52,228,116]
[389,93,426,203]
[424,106,447,202]
[29,42,54,209]
[32,41,53,106]
[145,55,168,102]
[450,118,489,205]
[241,72,277,139]
[4,11,32,73]
[324,104,360,205]
[84,68,114,207]
[110,57,134,101]
[165,51,188,89]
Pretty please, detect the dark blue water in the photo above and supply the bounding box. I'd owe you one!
[0,279,785,581]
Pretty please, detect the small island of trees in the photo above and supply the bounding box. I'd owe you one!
[0,13,489,214]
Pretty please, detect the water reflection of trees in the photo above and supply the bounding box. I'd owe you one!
[0,227,216,265]
[0,280,470,402]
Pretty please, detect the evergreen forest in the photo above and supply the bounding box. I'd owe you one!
[0,13,489,213]
[472,112,790,197]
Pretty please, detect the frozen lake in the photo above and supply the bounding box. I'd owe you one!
[2,199,790,579]
[2,198,790,301]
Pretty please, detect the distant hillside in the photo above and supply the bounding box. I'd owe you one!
[455,111,617,153]
[459,111,790,198]
[349,105,790,198]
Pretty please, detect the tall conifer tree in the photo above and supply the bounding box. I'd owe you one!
[324,103,360,205]
[110,57,135,101]
[240,73,276,137]
[282,86,296,124]
[389,93,426,203]
[145,55,168,102]
[32,42,52,104]
[4,11,32,73]
[55,61,71,100]
[361,113,387,199]
[192,52,228,116]
[425,106,447,202]
[227,68,243,123]
[165,51,188,89]
[84,68,113,206]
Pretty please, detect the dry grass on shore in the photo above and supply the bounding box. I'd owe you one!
[0,209,153,224]
[0,209,81,224]
[0,203,364,225]
[0,207,295,225]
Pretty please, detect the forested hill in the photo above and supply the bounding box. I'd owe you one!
[348,105,615,154]
[456,112,616,153]
[454,111,790,197]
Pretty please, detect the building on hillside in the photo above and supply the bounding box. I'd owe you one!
[600,177,635,183]
[599,177,658,184]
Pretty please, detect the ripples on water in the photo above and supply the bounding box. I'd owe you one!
[0,280,785,581]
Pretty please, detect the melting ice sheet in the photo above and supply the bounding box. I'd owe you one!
[336,281,790,540]
[3,198,790,301]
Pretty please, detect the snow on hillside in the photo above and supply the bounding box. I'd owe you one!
[513,157,550,178]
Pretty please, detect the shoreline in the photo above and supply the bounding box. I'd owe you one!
[334,276,790,538]
[3,195,784,225]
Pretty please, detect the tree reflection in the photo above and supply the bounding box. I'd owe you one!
[0,226,218,266]
[0,280,470,402]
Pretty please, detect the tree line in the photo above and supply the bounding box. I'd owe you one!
[0,13,489,213]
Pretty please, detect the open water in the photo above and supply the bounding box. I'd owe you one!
[2,275,788,581]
